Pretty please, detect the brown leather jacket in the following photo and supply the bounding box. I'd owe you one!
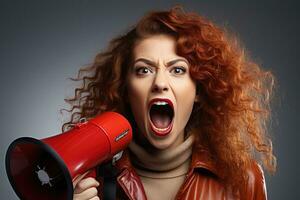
[99,147,267,200]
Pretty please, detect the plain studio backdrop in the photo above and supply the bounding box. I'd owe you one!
[0,0,299,199]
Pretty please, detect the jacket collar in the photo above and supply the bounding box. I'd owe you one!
[190,145,225,179]
[115,150,147,200]
[114,146,224,200]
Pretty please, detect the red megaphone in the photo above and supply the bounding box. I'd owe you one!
[5,112,132,200]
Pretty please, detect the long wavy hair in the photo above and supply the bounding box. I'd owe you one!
[61,7,276,191]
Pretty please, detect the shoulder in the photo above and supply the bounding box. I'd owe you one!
[243,162,267,200]
[191,147,268,200]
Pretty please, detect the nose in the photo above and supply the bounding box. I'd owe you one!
[151,70,169,93]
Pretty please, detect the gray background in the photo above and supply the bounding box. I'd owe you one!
[0,0,299,199]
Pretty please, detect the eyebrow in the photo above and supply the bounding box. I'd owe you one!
[134,58,188,67]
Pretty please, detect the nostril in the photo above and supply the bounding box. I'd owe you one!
[152,84,168,92]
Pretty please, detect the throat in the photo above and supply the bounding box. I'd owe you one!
[149,104,174,129]
[151,112,172,128]
[128,134,195,172]
[128,135,195,200]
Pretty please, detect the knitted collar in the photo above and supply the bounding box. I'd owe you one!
[128,135,194,175]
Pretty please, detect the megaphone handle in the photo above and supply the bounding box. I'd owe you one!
[98,162,117,200]
[84,169,97,178]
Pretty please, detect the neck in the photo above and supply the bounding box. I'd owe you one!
[128,134,195,174]
[128,134,195,200]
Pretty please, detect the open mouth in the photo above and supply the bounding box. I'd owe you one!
[149,98,174,137]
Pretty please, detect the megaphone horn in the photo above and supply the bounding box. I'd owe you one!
[5,112,132,200]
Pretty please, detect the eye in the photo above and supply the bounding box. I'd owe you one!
[170,66,186,75]
[135,66,153,75]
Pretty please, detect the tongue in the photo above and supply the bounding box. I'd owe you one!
[151,112,171,128]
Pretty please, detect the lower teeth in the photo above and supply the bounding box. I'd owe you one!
[155,127,168,131]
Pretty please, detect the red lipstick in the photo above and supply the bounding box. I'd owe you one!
[148,98,174,137]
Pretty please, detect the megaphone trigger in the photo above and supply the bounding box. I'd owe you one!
[112,151,123,165]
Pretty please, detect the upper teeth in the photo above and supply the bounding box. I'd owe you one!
[153,101,168,106]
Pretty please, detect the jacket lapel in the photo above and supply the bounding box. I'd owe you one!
[115,150,147,200]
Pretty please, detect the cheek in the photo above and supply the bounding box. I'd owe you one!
[181,90,195,114]
[127,79,151,138]
[128,80,147,104]
[175,81,196,122]
[174,78,196,100]
[127,77,153,105]
[127,79,148,123]
[128,83,142,111]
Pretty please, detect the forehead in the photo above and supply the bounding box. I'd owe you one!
[133,34,179,60]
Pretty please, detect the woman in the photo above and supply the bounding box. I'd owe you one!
[65,7,276,200]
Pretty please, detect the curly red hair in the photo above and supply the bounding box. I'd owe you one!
[62,7,276,191]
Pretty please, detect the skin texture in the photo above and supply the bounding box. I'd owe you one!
[127,34,196,150]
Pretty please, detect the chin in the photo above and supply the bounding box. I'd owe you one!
[149,140,172,150]
[146,131,179,150]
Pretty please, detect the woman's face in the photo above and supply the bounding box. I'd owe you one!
[127,34,196,150]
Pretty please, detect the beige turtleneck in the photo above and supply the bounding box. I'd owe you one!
[128,135,194,200]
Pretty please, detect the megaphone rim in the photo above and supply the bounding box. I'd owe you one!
[5,137,74,200]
